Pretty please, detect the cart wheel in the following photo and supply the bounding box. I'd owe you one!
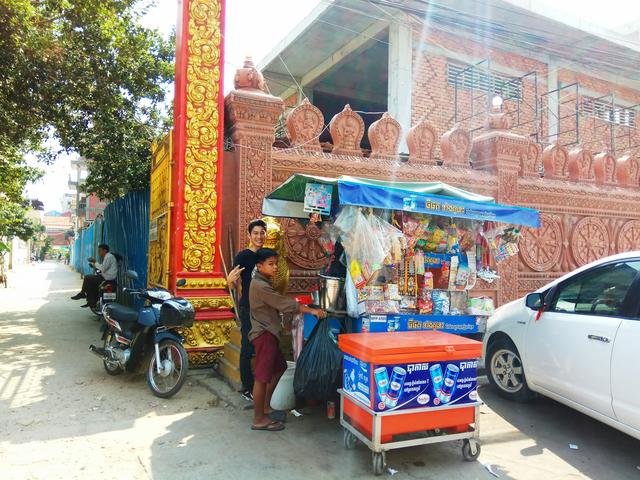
[372,452,385,476]
[462,439,481,461]
[343,429,357,450]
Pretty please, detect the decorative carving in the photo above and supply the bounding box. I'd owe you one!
[262,216,290,294]
[184,295,235,310]
[519,213,562,272]
[484,109,512,131]
[542,143,569,179]
[497,256,518,304]
[198,319,234,345]
[181,0,224,273]
[615,154,640,187]
[178,318,236,367]
[441,124,471,166]
[406,119,436,165]
[617,220,640,252]
[520,142,541,176]
[234,57,266,92]
[498,170,517,203]
[148,133,173,288]
[281,218,330,270]
[179,277,227,289]
[286,98,323,152]
[189,349,224,366]
[329,105,364,156]
[571,217,609,266]
[227,86,283,244]
[472,132,528,172]
[368,112,401,161]
[593,152,617,185]
[567,146,593,181]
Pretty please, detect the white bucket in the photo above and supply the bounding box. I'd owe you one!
[270,361,296,411]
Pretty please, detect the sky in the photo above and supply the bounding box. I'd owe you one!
[26,0,640,212]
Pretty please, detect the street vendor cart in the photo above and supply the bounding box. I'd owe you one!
[262,174,540,339]
[339,330,482,474]
[262,174,539,473]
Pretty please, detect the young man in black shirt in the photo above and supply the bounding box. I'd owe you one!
[227,219,267,401]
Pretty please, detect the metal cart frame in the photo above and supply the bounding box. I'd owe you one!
[338,389,481,475]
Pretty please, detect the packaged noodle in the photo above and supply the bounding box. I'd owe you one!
[400,295,417,311]
[432,290,450,315]
[449,291,468,315]
[384,283,401,301]
[423,271,434,289]
[455,255,470,290]
[361,300,400,314]
[350,259,366,289]
[417,287,433,314]
[365,285,384,301]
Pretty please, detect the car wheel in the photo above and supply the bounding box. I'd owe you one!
[486,337,536,402]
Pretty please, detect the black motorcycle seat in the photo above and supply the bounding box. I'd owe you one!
[105,303,138,325]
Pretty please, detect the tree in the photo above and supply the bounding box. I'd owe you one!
[1,0,174,202]
[0,202,43,242]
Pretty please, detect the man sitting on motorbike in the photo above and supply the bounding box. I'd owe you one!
[70,243,118,308]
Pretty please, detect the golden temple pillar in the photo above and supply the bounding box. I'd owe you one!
[148,0,234,366]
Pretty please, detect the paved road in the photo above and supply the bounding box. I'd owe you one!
[1,262,639,479]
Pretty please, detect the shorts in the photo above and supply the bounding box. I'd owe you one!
[252,331,287,384]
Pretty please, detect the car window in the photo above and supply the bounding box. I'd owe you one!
[551,261,640,317]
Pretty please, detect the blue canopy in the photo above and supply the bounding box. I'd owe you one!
[262,174,540,228]
[338,179,540,227]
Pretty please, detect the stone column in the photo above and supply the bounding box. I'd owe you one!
[472,110,529,305]
[225,59,285,247]
[388,21,413,154]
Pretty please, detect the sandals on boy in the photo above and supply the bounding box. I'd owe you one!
[251,421,285,432]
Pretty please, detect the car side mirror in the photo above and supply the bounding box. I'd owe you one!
[176,278,187,287]
[526,292,545,310]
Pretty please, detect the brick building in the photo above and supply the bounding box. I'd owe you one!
[259,0,640,160]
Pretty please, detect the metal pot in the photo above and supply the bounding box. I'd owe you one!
[319,275,346,312]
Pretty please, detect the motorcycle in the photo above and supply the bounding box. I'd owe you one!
[90,273,117,318]
[89,271,195,398]
[88,253,123,319]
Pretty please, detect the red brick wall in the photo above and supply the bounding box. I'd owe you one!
[410,27,640,158]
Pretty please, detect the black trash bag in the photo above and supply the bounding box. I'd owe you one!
[293,319,343,401]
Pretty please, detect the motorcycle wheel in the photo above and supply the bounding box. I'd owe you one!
[146,339,189,398]
[103,333,124,376]
[90,301,102,317]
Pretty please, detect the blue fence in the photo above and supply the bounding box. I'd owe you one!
[71,190,150,294]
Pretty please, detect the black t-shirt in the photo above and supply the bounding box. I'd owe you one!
[233,249,257,308]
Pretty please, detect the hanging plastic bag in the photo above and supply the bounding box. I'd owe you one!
[345,271,360,318]
[291,313,305,362]
[293,319,343,401]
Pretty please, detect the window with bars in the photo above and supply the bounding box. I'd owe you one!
[447,63,523,100]
[581,98,636,127]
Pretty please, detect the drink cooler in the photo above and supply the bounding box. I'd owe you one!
[338,331,482,475]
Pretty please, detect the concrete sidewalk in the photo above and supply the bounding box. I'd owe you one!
[1,262,639,479]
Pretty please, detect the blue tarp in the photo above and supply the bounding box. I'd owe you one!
[338,179,541,228]
[70,190,150,301]
[102,189,150,288]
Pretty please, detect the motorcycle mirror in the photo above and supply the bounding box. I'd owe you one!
[126,270,139,280]
[176,279,187,287]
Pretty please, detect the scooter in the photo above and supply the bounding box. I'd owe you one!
[89,271,195,398]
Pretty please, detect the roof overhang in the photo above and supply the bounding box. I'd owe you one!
[259,0,640,96]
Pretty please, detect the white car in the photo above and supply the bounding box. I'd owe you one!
[483,251,640,440]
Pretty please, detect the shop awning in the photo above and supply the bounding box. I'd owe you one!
[262,174,540,228]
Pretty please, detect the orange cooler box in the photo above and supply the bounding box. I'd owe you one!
[339,331,482,441]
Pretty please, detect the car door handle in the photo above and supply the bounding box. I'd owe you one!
[587,334,610,343]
